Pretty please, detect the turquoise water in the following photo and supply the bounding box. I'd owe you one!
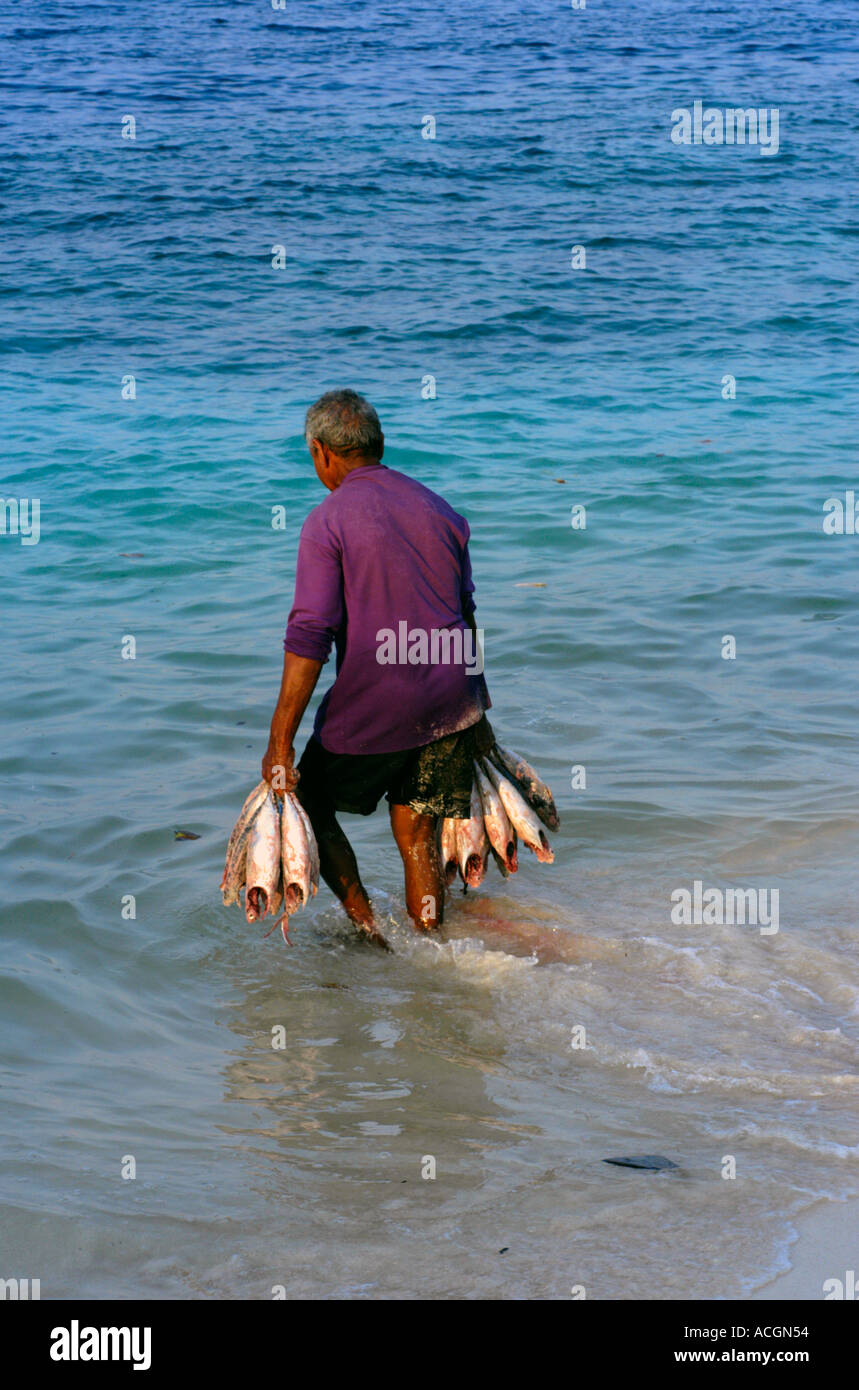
[2,0,858,1298]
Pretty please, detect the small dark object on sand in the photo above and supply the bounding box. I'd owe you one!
[603,1154,678,1171]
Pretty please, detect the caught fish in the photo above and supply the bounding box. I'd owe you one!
[293,796,319,897]
[222,780,269,870]
[220,780,270,905]
[489,841,511,878]
[268,866,284,921]
[473,760,517,872]
[271,792,313,941]
[482,759,554,864]
[454,784,489,888]
[221,830,249,908]
[439,817,459,886]
[244,788,282,922]
[221,781,320,944]
[489,744,560,832]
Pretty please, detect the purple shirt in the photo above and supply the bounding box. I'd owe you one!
[284,463,490,754]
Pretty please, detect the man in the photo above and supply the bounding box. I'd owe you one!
[262,388,493,949]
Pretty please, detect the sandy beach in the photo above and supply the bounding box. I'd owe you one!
[751,1196,859,1301]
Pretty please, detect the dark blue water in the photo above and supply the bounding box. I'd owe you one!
[1,0,857,1299]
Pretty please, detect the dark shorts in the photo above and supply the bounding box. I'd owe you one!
[296,723,482,819]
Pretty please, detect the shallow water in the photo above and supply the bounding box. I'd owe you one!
[1,0,858,1299]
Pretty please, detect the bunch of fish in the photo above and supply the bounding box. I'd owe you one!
[439,744,559,889]
[220,781,319,942]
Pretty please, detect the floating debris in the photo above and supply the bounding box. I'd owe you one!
[174,830,201,841]
[514,582,546,588]
[120,553,145,558]
[603,1154,678,1171]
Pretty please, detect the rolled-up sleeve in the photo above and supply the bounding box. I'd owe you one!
[284,511,344,663]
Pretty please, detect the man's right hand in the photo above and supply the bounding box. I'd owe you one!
[262,743,299,793]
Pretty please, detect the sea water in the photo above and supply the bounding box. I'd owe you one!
[1,0,857,1298]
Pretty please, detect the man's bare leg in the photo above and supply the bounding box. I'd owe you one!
[297,790,390,949]
[389,803,445,932]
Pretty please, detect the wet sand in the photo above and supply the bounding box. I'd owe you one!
[751,1196,859,1301]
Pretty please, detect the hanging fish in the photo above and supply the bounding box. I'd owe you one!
[454,783,490,888]
[482,759,554,863]
[268,792,314,942]
[439,817,459,886]
[293,796,319,898]
[244,788,283,922]
[489,745,560,832]
[473,760,517,872]
[220,780,270,906]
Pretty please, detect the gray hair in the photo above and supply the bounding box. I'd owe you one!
[304,389,383,457]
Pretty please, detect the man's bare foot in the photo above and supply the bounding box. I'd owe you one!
[413,918,440,935]
[357,923,392,952]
